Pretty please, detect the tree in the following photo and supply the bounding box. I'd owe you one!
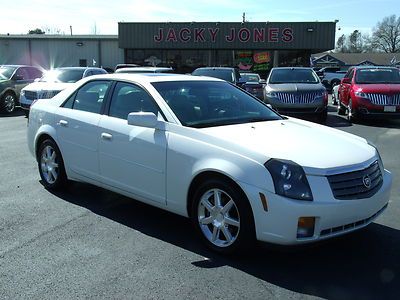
[349,30,363,53]
[28,28,45,34]
[336,34,347,52]
[371,14,400,53]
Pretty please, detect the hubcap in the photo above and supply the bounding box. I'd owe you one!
[4,94,15,113]
[40,145,59,184]
[198,188,240,248]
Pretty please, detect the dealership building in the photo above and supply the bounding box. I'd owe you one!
[1,21,336,76]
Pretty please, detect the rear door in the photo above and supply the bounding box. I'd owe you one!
[54,80,112,180]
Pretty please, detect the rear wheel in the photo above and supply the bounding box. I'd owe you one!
[191,177,255,254]
[38,139,68,190]
[1,92,17,113]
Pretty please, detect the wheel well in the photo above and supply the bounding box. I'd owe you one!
[1,89,17,99]
[187,171,252,219]
[35,134,54,160]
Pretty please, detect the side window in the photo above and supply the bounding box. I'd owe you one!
[84,70,93,78]
[15,68,29,80]
[69,80,111,114]
[109,82,159,120]
[27,67,43,80]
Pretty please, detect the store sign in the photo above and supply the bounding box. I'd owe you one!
[153,27,294,43]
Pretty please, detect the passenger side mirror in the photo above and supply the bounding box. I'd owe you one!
[127,112,159,128]
[259,79,266,84]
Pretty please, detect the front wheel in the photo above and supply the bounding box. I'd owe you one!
[191,178,255,254]
[38,139,68,190]
[1,92,17,113]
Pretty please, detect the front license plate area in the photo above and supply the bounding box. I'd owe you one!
[384,106,396,112]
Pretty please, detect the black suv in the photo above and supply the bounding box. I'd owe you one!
[0,65,43,113]
[192,67,245,87]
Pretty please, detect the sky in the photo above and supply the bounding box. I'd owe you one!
[1,0,398,38]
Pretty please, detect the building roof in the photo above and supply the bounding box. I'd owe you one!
[312,52,400,66]
[0,34,118,40]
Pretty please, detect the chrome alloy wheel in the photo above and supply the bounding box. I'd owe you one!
[197,188,240,248]
[40,145,59,184]
[4,94,16,113]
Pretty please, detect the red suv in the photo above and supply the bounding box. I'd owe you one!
[338,66,400,122]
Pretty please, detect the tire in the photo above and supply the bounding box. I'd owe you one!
[347,99,359,123]
[1,92,17,113]
[191,177,255,254]
[37,139,68,190]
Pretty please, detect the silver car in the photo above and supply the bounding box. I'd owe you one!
[264,67,328,123]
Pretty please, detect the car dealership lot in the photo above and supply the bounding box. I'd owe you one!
[1,107,399,299]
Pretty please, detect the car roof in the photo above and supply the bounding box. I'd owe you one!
[115,67,173,73]
[353,66,398,70]
[271,67,312,70]
[88,73,225,83]
[0,64,38,68]
[194,67,236,71]
[52,67,103,71]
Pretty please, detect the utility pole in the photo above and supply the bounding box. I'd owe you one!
[242,12,246,23]
[70,25,73,36]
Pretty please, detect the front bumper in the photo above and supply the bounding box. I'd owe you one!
[239,169,392,245]
[265,97,326,116]
[19,95,33,110]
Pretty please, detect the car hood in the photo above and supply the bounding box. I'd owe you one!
[356,83,400,94]
[22,81,72,92]
[199,118,375,175]
[267,83,324,92]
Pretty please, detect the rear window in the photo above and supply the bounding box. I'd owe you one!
[355,68,400,84]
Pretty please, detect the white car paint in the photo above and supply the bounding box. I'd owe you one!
[27,74,392,246]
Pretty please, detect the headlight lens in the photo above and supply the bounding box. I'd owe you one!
[266,91,277,98]
[265,159,313,201]
[355,91,368,98]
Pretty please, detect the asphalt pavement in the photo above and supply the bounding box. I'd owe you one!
[0,106,399,300]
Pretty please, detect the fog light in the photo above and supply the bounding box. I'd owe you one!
[297,217,315,238]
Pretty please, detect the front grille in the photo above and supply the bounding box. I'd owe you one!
[366,93,400,105]
[276,92,320,104]
[327,160,383,200]
[320,204,388,237]
[24,91,37,100]
[24,90,60,100]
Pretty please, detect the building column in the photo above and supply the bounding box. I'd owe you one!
[273,50,279,67]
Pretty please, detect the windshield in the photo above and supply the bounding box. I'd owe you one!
[0,66,17,80]
[355,68,400,84]
[269,69,319,84]
[152,81,282,128]
[40,69,85,83]
[240,74,260,82]
[192,69,235,83]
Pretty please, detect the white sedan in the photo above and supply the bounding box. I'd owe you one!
[27,74,392,254]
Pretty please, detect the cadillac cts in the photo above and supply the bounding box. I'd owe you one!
[27,74,392,253]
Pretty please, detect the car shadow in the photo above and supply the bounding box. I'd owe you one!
[45,181,400,300]
[0,108,25,118]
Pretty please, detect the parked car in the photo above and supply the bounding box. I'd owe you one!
[338,66,400,122]
[264,67,328,123]
[0,65,43,113]
[20,67,107,116]
[28,73,392,254]
[115,67,174,74]
[192,67,245,87]
[239,72,265,100]
[321,71,347,92]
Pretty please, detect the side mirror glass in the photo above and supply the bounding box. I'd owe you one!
[259,79,266,84]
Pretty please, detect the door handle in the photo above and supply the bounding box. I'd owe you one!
[101,133,113,140]
[59,120,68,127]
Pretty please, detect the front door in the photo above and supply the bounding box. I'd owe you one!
[98,81,167,204]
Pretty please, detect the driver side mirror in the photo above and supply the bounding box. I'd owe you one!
[127,112,163,129]
[341,77,351,84]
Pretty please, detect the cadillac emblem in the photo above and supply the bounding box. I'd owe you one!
[363,175,372,189]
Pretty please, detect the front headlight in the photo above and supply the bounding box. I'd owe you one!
[265,159,313,201]
[20,90,25,97]
[266,91,277,98]
[355,91,368,98]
